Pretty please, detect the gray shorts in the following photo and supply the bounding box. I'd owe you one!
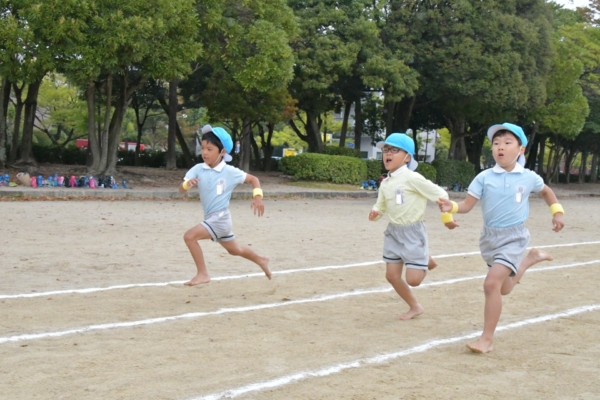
[383,221,429,270]
[201,209,235,242]
[479,224,530,276]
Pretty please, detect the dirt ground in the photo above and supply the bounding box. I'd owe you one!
[1,195,599,399]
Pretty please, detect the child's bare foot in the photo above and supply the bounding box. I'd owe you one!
[466,338,494,354]
[399,304,424,320]
[527,248,554,264]
[258,255,271,279]
[428,258,438,271]
[184,273,211,286]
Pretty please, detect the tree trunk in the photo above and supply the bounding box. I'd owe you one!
[446,118,467,161]
[394,96,416,133]
[250,129,260,166]
[239,118,252,172]
[86,81,100,173]
[590,153,598,183]
[305,110,324,152]
[15,79,42,166]
[90,75,113,174]
[6,81,17,163]
[166,78,179,169]
[157,90,194,169]
[465,132,485,173]
[353,99,362,153]
[0,77,8,168]
[579,152,588,183]
[384,100,395,136]
[260,123,275,172]
[537,136,546,177]
[339,101,352,147]
[526,134,540,171]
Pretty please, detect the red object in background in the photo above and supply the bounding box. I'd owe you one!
[75,139,146,151]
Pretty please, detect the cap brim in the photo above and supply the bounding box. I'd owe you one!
[224,154,232,162]
[201,124,213,134]
[375,141,385,149]
[486,124,505,143]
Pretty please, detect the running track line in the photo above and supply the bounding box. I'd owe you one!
[192,303,600,400]
[2,240,599,300]
[1,259,598,345]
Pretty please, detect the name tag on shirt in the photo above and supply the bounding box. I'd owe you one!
[395,188,404,205]
[217,179,225,195]
[515,186,524,203]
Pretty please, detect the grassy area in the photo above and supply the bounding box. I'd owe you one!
[285,181,362,191]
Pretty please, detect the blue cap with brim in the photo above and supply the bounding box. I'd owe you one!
[376,133,418,171]
[201,124,233,162]
[487,123,527,166]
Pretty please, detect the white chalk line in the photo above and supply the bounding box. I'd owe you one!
[1,258,598,346]
[192,303,600,400]
[2,240,599,300]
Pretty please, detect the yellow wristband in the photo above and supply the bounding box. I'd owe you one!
[550,203,564,216]
[182,180,190,191]
[450,201,459,214]
[441,213,454,224]
[253,188,263,198]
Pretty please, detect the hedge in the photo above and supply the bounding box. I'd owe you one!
[431,158,475,188]
[323,145,361,158]
[280,153,367,184]
[416,162,437,183]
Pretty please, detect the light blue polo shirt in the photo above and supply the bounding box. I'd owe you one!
[184,161,247,215]
[468,163,544,228]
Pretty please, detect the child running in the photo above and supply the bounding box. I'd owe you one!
[369,133,452,320]
[437,122,565,353]
[179,125,271,286]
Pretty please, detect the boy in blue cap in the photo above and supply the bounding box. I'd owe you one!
[438,122,565,353]
[369,133,451,320]
[179,125,271,286]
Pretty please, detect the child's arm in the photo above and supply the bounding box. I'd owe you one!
[369,185,386,221]
[245,173,265,217]
[179,178,199,194]
[437,195,478,229]
[538,185,565,232]
[437,195,478,214]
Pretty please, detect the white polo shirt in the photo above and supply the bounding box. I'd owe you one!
[184,161,247,215]
[468,163,545,228]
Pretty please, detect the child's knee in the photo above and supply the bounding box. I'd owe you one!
[385,271,400,283]
[483,279,502,294]
[406,276,422,287]
[183,231,197,244]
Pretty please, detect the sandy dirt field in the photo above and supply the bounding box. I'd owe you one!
[1,196,599,399]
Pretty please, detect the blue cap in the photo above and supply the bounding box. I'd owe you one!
[201,124,233,162]
[376,133,418,170]
[487,123,527,166]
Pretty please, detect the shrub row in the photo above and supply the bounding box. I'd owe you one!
[280,153,367,184]
[282,153,474,187]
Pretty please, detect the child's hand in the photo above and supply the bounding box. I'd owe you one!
[437,198,452,212]
[444,220,460,230]
[251,196,264,217]
[369,210,382,221]
[552,213,564,232]
[185,178,200,188]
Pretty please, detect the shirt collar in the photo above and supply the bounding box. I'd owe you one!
[389,165,408,177]
[492,162,524,174]
[201,160,226,172]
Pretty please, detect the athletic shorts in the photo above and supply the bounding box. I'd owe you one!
[201,209,235,242]
[382,221,429,270]
[479,224,530,276]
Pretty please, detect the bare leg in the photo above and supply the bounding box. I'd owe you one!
[220,240,271,279]
[428,256,438,271]
[501,248,553,295]
[386,263,424,320]
[466,264,511,354]
[183,224,213,286]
